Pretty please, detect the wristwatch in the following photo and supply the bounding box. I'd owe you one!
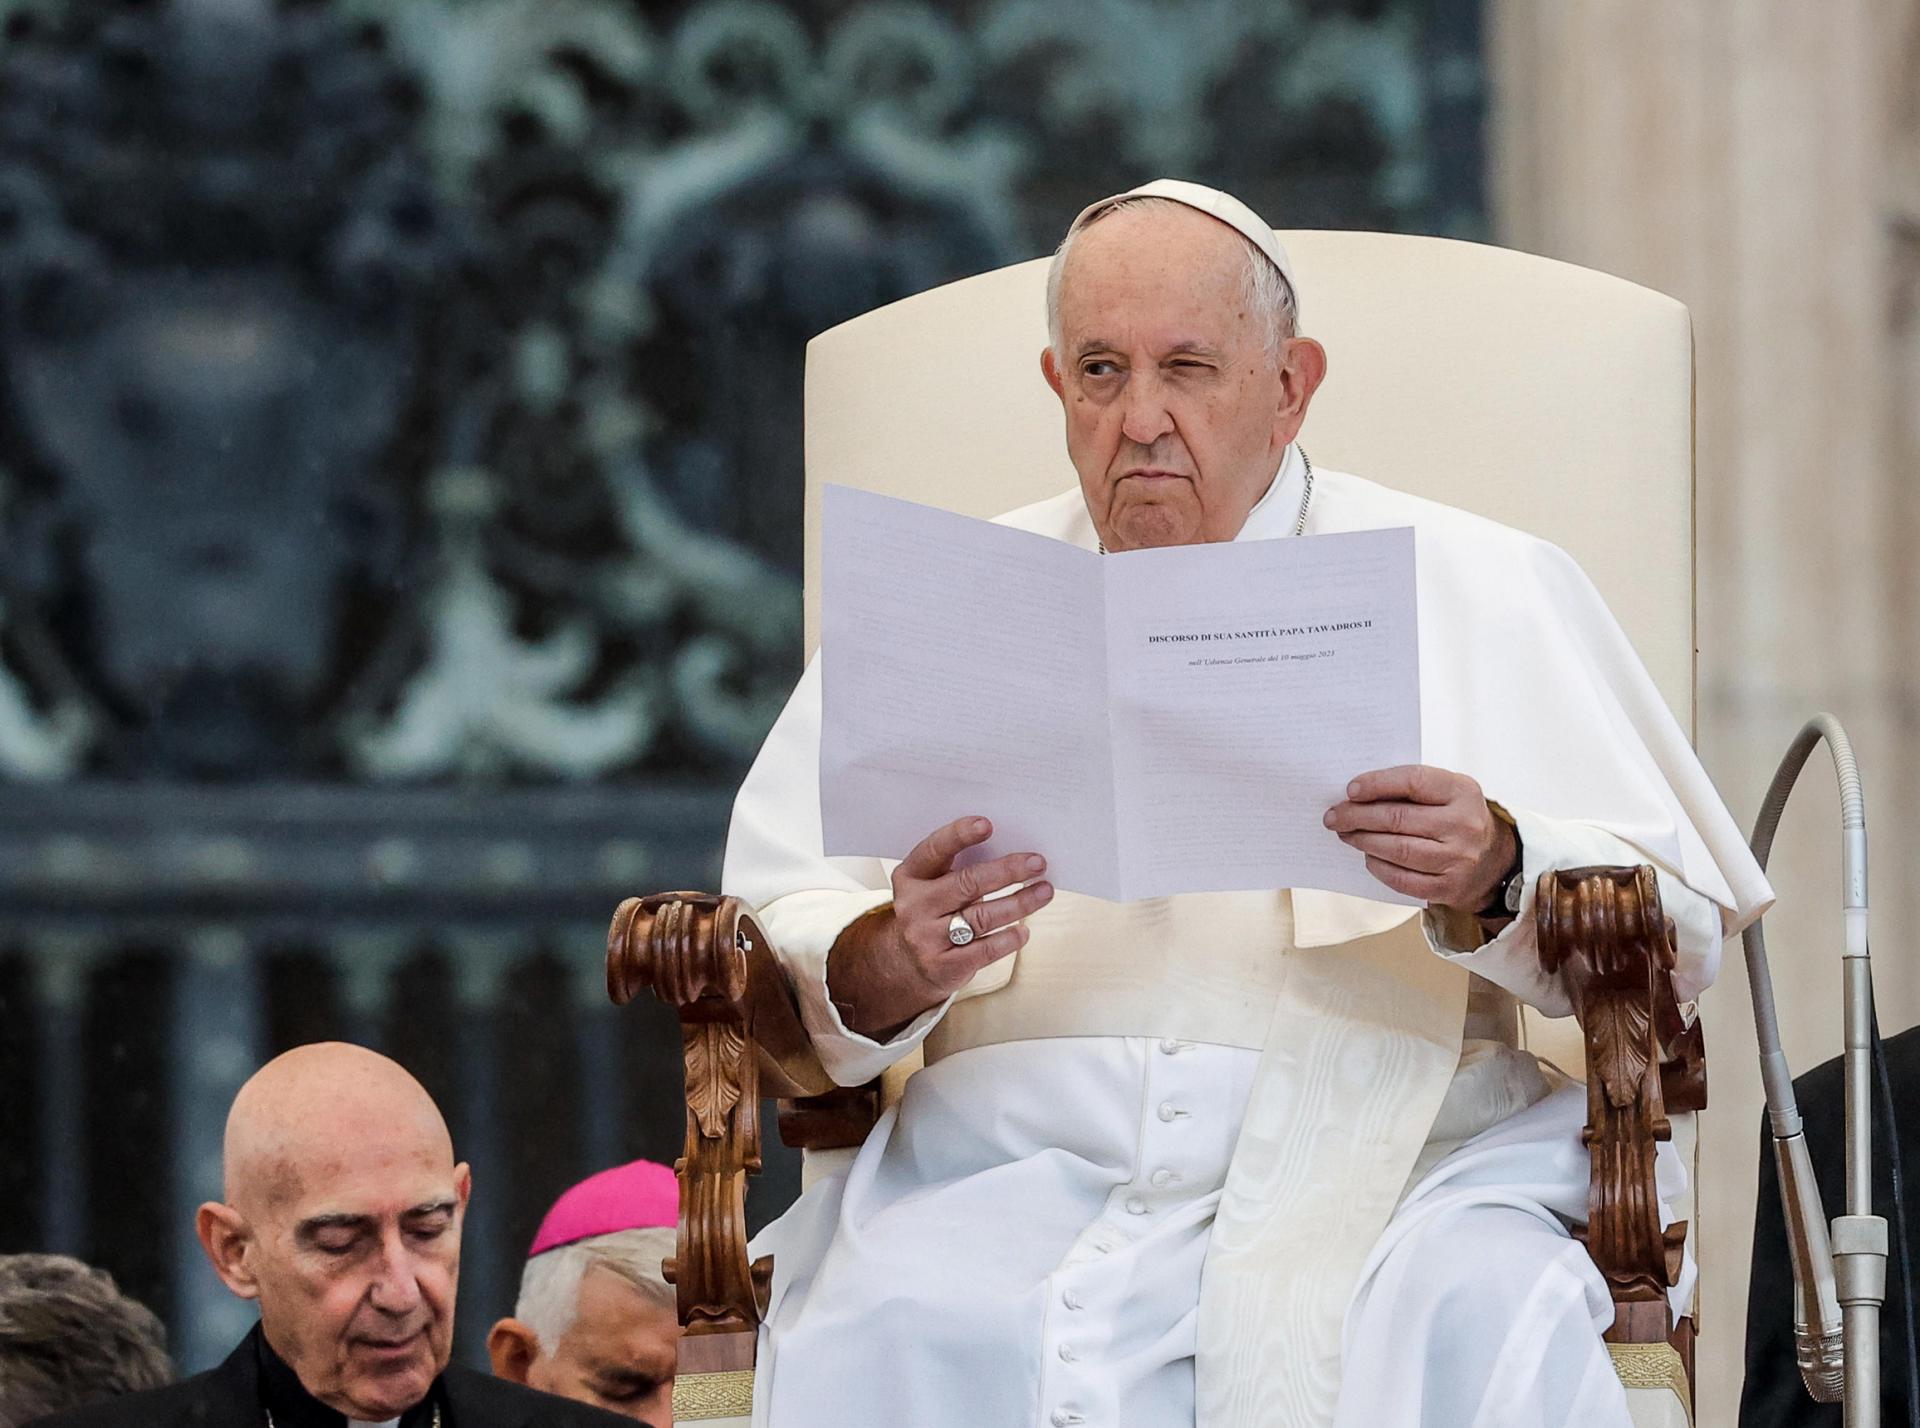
[1477,816,1526,920]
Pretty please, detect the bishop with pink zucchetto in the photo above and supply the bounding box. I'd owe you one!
[489,1160,681,1424]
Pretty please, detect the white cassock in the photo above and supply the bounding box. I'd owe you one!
[723,445,1773,1428]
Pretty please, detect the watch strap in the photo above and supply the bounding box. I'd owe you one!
[1477,805,1525,920]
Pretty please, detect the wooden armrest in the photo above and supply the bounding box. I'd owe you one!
[608,873,1707,1391]
[1536,864,1703,1380]
[606,891,881,1364]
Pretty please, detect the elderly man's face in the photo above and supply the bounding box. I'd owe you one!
[1041,204,1325,552]
[198,1045,471,1421]
[248,1143,470,1417]
[516,1266,679,1422]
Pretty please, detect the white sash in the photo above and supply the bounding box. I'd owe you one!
[1198,916,1467,1426]
[923,886,1470,1426]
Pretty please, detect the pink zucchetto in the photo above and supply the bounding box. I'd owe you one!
[527,1158,680,1257]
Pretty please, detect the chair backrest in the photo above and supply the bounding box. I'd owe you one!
[802,230,1696,1076]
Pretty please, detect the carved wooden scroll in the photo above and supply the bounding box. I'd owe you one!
[606,892,840,1371]
[1536,865,1700,1350]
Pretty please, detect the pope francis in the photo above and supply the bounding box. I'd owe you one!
[721,180,1774,1428]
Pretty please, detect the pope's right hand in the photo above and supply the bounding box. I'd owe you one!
[827,816,1053,1039]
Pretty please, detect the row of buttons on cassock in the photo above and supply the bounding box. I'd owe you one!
[1044,1037,1203,1426]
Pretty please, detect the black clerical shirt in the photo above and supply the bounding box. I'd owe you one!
[256,1326,443,1428]
[27,1320,644,1428]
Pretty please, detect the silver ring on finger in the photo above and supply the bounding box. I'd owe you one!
[946,912,976,946]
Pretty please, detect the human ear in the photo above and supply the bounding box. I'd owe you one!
[196,1202,261,1301]
[486,1318,541,1384]
[448,1163,473,1241]
[1040,345,1065,399]
[1273,337,1328,445]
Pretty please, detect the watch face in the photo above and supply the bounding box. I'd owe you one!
[1504,872,1524,915]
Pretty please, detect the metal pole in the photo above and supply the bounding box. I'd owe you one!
[1744,715,1888,1426]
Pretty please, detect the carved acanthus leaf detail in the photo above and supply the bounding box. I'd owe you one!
[1589,992,1654,1110]
[1537,863,1697,1363]
[686,1021,746,1140]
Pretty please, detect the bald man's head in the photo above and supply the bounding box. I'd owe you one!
[196,1044,470,1420]
[223,1043,453,1215]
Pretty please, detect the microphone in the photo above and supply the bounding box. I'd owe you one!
[1743,715,1889,1426]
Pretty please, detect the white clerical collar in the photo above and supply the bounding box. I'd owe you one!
[1233,443,1307,543]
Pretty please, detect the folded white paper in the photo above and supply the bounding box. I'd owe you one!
[820,485,1421,903]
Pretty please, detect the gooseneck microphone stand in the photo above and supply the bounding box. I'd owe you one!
[1743,714,1888,1427]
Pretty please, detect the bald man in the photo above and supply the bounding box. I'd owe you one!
[29,1043,636,1428]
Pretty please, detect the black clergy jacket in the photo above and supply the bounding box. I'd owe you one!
[27,1324,643,1428]
[1738,1024,1919,1428]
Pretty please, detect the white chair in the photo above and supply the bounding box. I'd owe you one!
[612,231,1703,1426]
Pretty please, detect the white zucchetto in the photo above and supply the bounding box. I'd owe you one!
[1067,178,1301,323]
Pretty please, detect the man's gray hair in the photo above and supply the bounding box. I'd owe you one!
[512,1228,677,1351]
[1045,195,1300,366]
[0,1254,173,1427]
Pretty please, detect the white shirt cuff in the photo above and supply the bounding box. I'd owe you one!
[754,887,957,1086]
[1421,804,1726,1017]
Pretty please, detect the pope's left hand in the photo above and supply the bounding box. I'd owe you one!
[1323,765,1516,912]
